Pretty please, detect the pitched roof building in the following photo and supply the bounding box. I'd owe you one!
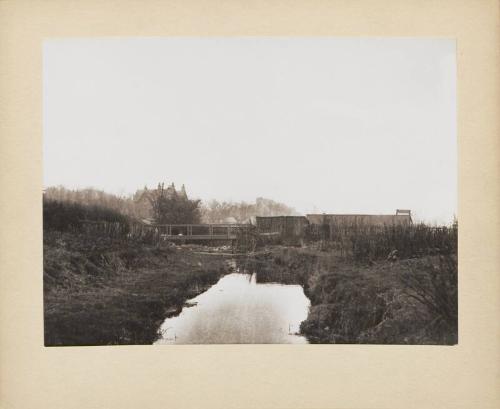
[135,182,189,204]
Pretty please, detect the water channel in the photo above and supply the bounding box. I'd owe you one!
[155,269,310,344]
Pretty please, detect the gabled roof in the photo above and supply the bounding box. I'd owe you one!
[134,182,188,203]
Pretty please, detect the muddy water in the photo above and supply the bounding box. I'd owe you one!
[154,271,310,344]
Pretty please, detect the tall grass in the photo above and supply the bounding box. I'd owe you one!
[305,222,457,262]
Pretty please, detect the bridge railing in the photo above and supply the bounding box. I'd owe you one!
[152,223,253,239]
[79,220,255,243]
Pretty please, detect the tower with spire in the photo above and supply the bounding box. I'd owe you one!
[179,184,188,199]
[165,182,176,198]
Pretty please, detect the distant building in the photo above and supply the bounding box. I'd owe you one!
[306,209,412,227]
[135,182,189,204]
[179,184,188,199]
[133,182,190,220]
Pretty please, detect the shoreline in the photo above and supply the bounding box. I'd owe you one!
[43,231,233,346]
[239,247,457,344]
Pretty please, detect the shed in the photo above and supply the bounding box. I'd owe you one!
[256,216,309,238]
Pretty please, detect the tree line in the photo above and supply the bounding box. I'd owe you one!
[200,197,297,223]
[43,185,297,228]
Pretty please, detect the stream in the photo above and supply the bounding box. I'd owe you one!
[154,267,310,344]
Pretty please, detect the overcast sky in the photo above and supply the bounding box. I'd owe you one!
[44,38,456,224]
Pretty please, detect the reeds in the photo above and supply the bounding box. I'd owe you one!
[305,222,457,262]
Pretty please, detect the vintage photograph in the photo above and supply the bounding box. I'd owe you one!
[43,38,457,346]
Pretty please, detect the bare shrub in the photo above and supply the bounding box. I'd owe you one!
[399,255,458,343]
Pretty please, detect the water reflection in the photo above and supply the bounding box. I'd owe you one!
[155,272,310,344]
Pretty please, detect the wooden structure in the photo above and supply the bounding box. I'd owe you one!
[80,209,414,247]
[153,224,252,241]
[80,220,254,242]
[255,216,309,238]
[306,210,412,227]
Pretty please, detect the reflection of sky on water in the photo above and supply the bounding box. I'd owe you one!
[155,273,310,344]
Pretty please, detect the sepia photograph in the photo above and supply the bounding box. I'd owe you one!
[43,37,457,346]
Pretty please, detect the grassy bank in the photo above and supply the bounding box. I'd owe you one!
[239,247,457,344]
[45,233,457,345]
[44,231,231,346]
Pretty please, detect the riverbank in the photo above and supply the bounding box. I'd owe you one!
[44,231,457,345]
[238,246,457,344]
[44,231,231,345]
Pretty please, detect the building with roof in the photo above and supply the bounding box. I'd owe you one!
[256,215,309,238]
[306,209,412,227]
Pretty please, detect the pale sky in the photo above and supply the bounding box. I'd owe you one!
[44,38,457,224]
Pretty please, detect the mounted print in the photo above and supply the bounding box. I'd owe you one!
[43,38,457,346]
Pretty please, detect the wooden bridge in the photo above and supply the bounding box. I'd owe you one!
[152,223,254,241]
[80,220,256,247]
